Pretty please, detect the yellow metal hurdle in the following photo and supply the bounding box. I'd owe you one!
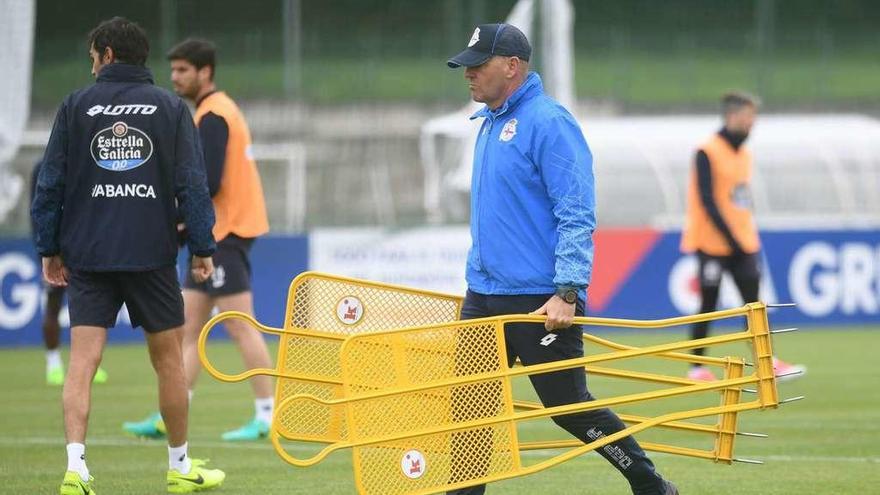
[271,304,784,494]
[199,273,798,495]
[198,271,463,442]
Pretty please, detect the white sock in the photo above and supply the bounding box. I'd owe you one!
[255,397,274,424]
[168,442,191,474]
[66,443,89,480]
[47,349,63,371]
[188,390,194,403]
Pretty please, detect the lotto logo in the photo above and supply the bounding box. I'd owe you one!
[86,104,157,116]
[539,333,558,346]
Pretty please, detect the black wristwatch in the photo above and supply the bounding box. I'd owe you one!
[555,286,578,304]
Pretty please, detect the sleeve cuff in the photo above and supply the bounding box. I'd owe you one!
[192,247,216,258]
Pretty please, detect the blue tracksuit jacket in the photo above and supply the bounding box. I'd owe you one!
[466,72,595,295]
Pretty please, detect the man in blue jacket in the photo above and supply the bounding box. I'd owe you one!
[445,24,677,495]
[32,17,225,494]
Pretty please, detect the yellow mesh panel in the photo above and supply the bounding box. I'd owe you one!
[340,321,517,494]
[342,322,501,396]
[280,334,343,381]
[288,275,462,334]
[276,379,345,441]
[274,334,346,440]
[274,273,463,442]
[354,423,518,495]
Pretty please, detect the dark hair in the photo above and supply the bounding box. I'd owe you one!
[722,91,760,116]
[167,38,217,80]
[87,17,149,66]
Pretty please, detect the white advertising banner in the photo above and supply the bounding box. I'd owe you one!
[309,226,471,296]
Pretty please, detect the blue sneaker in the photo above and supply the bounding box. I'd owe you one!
[221,417,269,441]
[122,412,166,439]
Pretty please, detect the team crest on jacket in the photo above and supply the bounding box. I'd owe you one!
[500,118,518,142]
[90,121,153,171]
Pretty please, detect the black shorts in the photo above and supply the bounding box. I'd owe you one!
[697,251,761,288]
[183,234,254,296]
[44,283,66,300]
[67,266,184,333]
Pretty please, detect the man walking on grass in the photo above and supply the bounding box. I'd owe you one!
[33,17,225,494]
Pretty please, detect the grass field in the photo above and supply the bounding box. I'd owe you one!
[2,326,878,494]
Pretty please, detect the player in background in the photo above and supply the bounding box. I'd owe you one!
[124,38,274,441]
[32,17,225,494]
[30,160,108,386]
[680,91,805,381]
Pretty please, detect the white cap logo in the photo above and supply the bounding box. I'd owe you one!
[336,296,364,325]
[401,450,426,479]
[468,27,480,47]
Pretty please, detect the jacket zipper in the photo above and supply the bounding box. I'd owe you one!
[475,115,494,272]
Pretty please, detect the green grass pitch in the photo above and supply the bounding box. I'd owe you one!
[2,326,877,494]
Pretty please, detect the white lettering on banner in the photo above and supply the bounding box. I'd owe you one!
[668,254,777,315]
[789,242,836,317]
[668,257,700,314]
[0,250,131,335]
[788,241,879,317]
[0,253,40,329]
[840,244,878,314]
[310,227,470,295]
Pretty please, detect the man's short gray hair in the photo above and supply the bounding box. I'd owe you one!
[721,91,761,116]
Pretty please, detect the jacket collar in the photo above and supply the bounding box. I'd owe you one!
[96,63,154,84]
[470,71,543,120]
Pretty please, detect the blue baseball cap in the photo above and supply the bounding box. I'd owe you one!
[447,23,531,68]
